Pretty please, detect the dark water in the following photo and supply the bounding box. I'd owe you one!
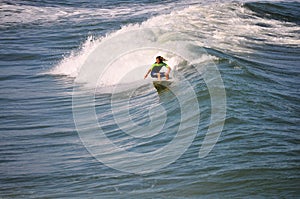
[0,0,299,198]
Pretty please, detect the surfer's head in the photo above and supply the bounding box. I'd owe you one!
[156,56,167,63]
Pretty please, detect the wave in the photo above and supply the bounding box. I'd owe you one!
[0,3,141,28]
[49,1,299,88]
[0,1,185,29]
[245,1,300,25]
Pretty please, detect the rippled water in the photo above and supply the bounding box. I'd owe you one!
[1,0,299,198]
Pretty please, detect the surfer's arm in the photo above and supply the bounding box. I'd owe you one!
[166,66,171,75]
[144,69,151,79]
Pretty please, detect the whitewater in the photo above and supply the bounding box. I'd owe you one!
[0,0,299,198]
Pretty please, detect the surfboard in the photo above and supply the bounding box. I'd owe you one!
[153,80,172,92]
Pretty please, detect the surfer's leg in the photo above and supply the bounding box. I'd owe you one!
[166,73,169,80]
[157,73,161,80]
[159,72,166,80]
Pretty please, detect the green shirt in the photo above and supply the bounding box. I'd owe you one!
[151,62,169,73]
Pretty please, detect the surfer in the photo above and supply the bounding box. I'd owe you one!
[144,56,171,80]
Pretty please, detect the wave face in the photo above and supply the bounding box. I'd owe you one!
[0,0,299,198]
[49,1,299,85]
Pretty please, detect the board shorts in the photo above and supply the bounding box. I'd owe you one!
[151,72,165,78]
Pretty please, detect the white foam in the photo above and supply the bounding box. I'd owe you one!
[0,2,180,28]
[141,2,299,50]
[49,1,299,87]
[49,35,100,77]
[0,4,136,26]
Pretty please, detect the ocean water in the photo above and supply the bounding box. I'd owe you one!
[1,0,299,198]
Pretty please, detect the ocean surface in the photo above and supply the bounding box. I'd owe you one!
[1,0,299,198]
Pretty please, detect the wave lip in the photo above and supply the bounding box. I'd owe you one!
[50,1,300,81]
